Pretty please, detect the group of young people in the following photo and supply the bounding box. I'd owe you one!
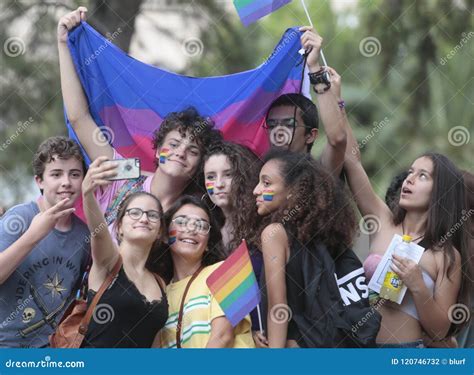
[0,7,471,349]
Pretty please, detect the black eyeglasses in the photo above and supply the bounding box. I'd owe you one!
[171,215,211,235]
[125,208,161,223]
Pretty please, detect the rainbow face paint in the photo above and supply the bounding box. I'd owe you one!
[168,229,177,245]
[262,189,274,201]
[159,147,170,164]
[206,182,215,195]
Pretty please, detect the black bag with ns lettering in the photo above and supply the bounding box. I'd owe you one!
[333,248,381,347]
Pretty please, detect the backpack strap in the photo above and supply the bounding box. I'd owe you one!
[104,175,147,226]
[78,256,123,335]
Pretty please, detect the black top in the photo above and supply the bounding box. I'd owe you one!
[260,239,307,345]
[81,267,168,348]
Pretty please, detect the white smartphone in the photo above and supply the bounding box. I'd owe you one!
[104,158,140,180]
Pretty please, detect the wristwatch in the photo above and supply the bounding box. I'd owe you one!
[308,68,331,94]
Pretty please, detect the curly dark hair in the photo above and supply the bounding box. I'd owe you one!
[32,136,86,178]
[113,191,166,276]
[203,142,263,255]
[151,107,222,196]
[261,150,356,259]
[152,195,225,283]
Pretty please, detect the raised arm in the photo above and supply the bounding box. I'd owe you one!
[327,67,392,222]
[0,199,75,284]
[82,156,119,272]
[57,7,113,161]
[261,223,289,348]
[300,27,347,177]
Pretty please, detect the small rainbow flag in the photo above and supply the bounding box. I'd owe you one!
[159,148,170,164]
[233,0,292,27]
[206,182,215,195]
[206,240,260,327]
[168,229,177,245]
[262,189,274,201]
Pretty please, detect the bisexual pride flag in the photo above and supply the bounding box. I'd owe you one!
[66,22,309,171]
[234,0,293,27]
[206,240,260,327]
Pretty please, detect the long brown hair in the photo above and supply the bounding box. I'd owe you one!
[203,142,263,254]
[393,153,471,333]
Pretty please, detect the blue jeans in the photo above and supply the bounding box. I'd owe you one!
[377,339,425,348]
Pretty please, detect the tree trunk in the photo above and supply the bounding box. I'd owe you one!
[87,0,143,52]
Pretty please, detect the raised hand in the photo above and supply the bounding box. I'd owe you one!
[82,156,117,196]
[57,6,88,43]
[28,198,76,241]
[299,26,323,73]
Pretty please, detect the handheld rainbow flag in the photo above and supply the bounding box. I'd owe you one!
[159,147,169,164]
[233,0,293,27]
[206,240,260,327]
[206,182,215,195]
[262,189,274,201]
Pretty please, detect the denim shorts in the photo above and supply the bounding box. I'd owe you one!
[377,339,425,348]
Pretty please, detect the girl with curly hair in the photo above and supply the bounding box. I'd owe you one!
[253,150,357,348]
[155,195,254,348]
[203,142,263,253]
[203,142,264,332]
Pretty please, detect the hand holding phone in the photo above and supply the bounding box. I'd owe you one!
[103,158,140,180]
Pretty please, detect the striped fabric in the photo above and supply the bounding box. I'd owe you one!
[160,263,254,348]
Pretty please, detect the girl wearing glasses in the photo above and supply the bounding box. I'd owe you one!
[157,195,254,348]
[80,157,168,348]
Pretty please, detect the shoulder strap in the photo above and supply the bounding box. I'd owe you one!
[176,266,204,348]
[104,175,147,226]
[78,256,123,335]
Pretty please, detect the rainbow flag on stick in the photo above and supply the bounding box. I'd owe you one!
[206,240,260,327]
[233,0,293,27]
